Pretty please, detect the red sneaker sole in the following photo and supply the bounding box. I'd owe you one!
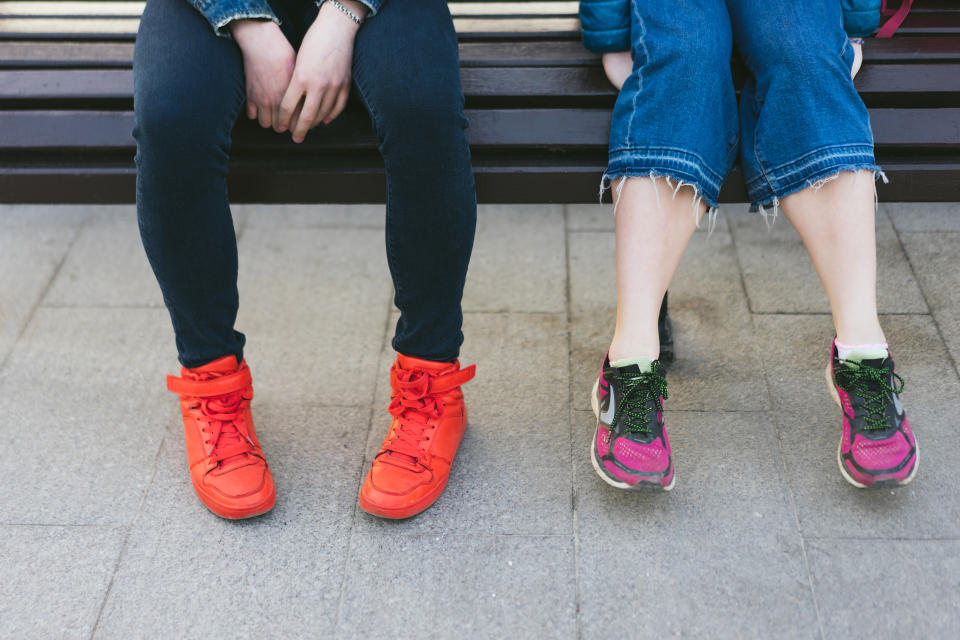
[358,476,450,520]
[195,486,277,520]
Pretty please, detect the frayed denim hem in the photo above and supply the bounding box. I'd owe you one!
[748,165,887,227]
[600,171,721,233]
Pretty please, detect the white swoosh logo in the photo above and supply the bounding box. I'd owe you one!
[599,384,616,425]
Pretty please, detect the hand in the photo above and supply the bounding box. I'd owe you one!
[602,51,633,90]
[231,19,296,131]
[850,40,863,79]
[277,1,366,143]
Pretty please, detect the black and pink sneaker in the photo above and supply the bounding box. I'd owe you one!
[590,354,674,490]
[826,339,918,488]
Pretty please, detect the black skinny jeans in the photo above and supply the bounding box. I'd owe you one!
[134,0,477,368]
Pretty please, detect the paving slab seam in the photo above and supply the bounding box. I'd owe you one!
[726,217,758,315]
[890,222,960,383]
[563,204,585,640]
[462,309,570,316]
[0,523,128,528]
[806,535,960,542]
[40,303,166,309]
[89,431,170,640]
[752,311,932,317]
[332,287,397,636]
[730,222,827,638]
[0,217,86,374]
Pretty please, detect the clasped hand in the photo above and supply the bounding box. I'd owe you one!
[231,2,363,144]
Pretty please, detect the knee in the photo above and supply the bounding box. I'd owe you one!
[134,86,229,159]
[746,34,843,84]
[375,82,467,142]
[647,26,732,77]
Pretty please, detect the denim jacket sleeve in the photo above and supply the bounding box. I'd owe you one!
[187,0,280,38]
[842,0,882,37]
[579,0,630,53]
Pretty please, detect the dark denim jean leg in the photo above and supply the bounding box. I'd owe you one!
[352,0,477,363]
[134,0,247,368]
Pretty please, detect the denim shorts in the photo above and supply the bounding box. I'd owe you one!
[605,0,881,212]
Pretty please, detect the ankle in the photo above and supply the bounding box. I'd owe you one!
[608,337,659,364]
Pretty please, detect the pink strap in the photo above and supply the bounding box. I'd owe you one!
[877,0,914,38]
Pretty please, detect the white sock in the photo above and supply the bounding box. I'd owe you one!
[836,341,888,363]
[610,356,656,372]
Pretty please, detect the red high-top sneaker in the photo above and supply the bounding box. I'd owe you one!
[359,355,475,519]
[166,356,276,519]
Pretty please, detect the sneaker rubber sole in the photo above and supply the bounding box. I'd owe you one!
[824,363,918,489]
[195,485,276,520]
[589,378,675,491]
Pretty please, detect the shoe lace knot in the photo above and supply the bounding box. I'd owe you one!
[613,368,668,434]
[836,361,904,431]
[383,361,475,463]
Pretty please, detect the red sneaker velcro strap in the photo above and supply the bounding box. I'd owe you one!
[426,364,476,395]
[166,368,253,398]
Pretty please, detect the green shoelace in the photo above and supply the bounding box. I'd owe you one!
[835,361,904,430]
[611,368,668,434]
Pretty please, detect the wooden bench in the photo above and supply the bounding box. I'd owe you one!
[2,0,960,205]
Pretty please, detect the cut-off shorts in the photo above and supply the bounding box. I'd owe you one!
[605,0,882,212]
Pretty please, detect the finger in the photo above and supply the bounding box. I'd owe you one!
[277,83,303,133]
[286,102,304,142]
[314,82,341,126]
[257,104,272,129]
[323,87,350,126]
[246,99,257,120]
[292,91,322,142]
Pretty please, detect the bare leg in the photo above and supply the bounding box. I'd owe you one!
[608,177,706,361]
[779,170,885,345]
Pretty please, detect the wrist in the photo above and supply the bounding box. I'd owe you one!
[230,18,280,49]
[319,0,367,32]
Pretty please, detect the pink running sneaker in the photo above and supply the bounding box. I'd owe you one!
[590,354,674,490]
[826,339,918,488]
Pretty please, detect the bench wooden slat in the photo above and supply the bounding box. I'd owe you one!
[0,1,581,18]
[8,38,960,71]
[2,161,957,204]
[0,16,583,39]
[5,64,960,108]
[5,10,960,40]
[4,108,958,151]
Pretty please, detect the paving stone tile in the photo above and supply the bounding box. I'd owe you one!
[575,411,819,639]
[755,314,960,538]
[337,532,577,639]
[463,205,566,313]
[569,226,768,412]
[729,204,927,313]
[899,232,960,376]
[94,405,369,639]
[0,308,174,525]
[0,525,125,640]
[237,203,384,229]
[808,539,960,639]
[567,202,730,232]
[0,205,87,365]
[235,226,392,406]
[44,206,164,308]
[357,311,572,535]
[884,202,960,232]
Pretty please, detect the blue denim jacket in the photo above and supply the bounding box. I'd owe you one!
[579,0,882,52]
[189,0,382,37]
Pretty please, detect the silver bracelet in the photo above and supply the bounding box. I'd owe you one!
[327,0,364,25]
